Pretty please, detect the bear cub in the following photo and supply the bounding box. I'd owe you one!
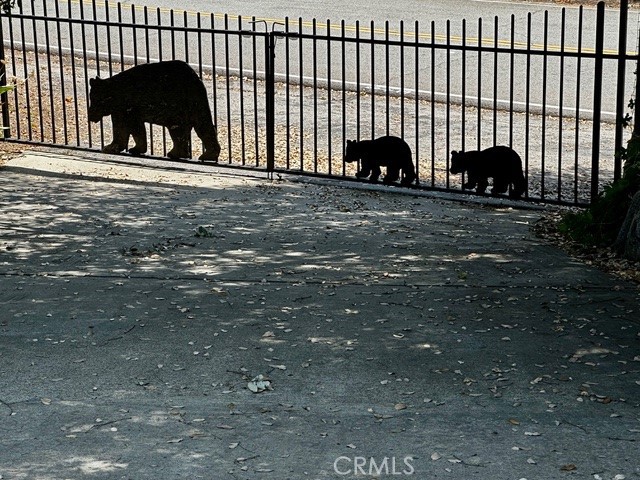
[88,60,221,162]
[449,146,527,199]
[344,135,416,186]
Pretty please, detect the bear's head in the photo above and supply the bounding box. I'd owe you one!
[88,77,114,123]
[449,150,466,174]
[343,140,361,163]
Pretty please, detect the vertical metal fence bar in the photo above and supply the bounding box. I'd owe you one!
[430,20,435,186]
[224,14,231,162]
[574,6,583,203]
[541,11,548,199]
[461,19,466,153]
[525,13,531,195]
[149,8,159,155]
[6,12,20,139]
[144,7,149,62]
[312,18,318,172]
[509,14,514,147]
[285,17,291,170]
[477,18,482,151]
[327,19,332,174]
[238,16,246,165]
[132,5,138,66]
[414,20,419,183]
[117,2,124,69]
[19,1,31,141]
[614,0,629,181]
[79,0,89,146]
[197,12,202,76]
[591,1,605,203]
[265,29,276,174]
[156,7,162,61]
[370,20,375,139]
[252,18,259,167]
[170,9,175,61]
[557,8,566,202]
[493,16,498,147]
[183,10,189,64]
[446,20,451,188]
[209,13,218,133]
[355,20,360,142]
[0,15,9,139]
[400,21,404,140]
[298,17,304,170]
[341,19,346,176]
[30,0,44,141]
[385,20,390,136]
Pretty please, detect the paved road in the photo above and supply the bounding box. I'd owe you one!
[162,0,637,52]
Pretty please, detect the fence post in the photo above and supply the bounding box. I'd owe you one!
[591,1,605,203]
[265,30,276,176]
[0,12,11,139]
[614,0,628,181]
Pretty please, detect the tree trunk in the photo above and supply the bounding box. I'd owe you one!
[614,190,640,260]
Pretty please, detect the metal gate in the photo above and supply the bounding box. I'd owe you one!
[1,0,638,205]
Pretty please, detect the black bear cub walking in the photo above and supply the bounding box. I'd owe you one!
[449,146,527,199]
[88,60,221,162]
[344,136,416,186]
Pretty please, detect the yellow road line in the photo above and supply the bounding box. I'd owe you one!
[68,0,638,56]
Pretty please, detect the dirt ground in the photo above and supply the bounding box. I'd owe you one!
[0,141,24,167]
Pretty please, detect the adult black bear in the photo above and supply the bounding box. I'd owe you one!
[88,60,221,162]
[449,146,527,199]
[344,136,416,186]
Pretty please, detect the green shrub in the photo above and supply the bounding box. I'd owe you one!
[559,135,640,246]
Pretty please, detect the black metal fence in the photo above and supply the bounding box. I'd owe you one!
[1,0,637,205]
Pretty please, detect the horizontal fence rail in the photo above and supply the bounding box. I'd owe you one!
[1,0,638,205]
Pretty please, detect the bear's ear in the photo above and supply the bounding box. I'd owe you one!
[451,150,458,155]
[89,77,104,87]
[347,140,354,145]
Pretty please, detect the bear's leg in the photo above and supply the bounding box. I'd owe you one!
[195,121,221,162]
[401,162,416,186]
[462,173,477,190]
[509,172,527,199]
[355,159,372,179]
[491,178,509,195]
[127,121,148,156]
[167,126,191,159]
[102,116,130,154]
[368,165,382,183]
[384,166,400,184]
[476,178,489,194]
